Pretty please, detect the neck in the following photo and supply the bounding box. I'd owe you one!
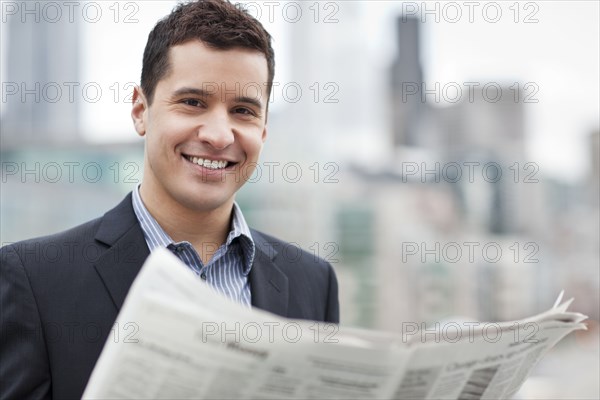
[138,183,232,264]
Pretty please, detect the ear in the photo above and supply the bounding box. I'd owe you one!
[261,125,268,143]
[131,86,148,137]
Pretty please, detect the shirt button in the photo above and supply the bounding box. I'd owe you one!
[200,273,207,280]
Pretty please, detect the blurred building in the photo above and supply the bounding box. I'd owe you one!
[0,144,143,244]
[0,8,143,243]
[391,17,423,147]
[249,13,599,330]
[589,130,599,205]
[1,9,82,148]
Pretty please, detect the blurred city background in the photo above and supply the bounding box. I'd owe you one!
[1,1,598,398]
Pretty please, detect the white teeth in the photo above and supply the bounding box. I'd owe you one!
[186,156,229,170]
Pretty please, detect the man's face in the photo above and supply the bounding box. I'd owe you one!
[132,40,268,213]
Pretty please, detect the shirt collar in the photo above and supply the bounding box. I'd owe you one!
[228,202,255,275]
[131,185,255,274]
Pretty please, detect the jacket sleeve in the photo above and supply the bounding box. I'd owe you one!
[0,245,52,399]
[324,262,340,324]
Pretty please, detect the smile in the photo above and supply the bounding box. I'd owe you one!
[183,155,236,170]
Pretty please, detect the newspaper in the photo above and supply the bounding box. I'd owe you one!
[83,248,587,400]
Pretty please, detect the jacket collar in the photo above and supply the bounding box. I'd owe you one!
[249,229,289,317]
[93,193,150,311]
[92,193,290,318]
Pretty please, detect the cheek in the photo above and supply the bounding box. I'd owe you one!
[239,128,265,156]
[146,133,169,160]
[147,120,187,154]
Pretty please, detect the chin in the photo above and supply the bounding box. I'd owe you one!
[178,191,233,212]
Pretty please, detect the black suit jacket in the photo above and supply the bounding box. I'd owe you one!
[0,194,339,399]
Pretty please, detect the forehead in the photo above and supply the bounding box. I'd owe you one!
[159,40,269,99]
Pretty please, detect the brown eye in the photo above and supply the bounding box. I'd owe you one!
[182,99,203,107]
[234,107,255,116]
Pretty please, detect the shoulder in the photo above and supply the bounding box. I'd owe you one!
[251,229,330,265]
[250,229,340,323]
[250,228,336,280]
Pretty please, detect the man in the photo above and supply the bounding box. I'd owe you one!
[0,1,339,398]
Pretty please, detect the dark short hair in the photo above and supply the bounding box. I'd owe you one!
[140,0,275,106]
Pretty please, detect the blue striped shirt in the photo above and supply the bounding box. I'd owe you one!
[131,186,255,306]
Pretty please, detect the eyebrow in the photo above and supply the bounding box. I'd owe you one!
[171,86,264,110]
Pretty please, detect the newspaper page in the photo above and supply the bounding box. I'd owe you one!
[83,248,587,400]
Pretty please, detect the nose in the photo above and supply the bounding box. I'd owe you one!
[197,110,235,150]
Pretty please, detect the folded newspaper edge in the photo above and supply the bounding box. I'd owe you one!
[83,248,588,400]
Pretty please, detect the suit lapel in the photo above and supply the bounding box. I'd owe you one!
[93,194,150,311]
[249,231,289,317]
[91,198,289,315]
